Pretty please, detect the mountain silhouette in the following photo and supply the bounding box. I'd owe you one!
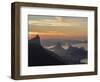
[48,43,87,64]
[50,42,66,57]
[28,35,65,66]
[28,35,88,66]
[29,35,41,45]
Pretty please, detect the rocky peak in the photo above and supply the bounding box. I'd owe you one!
[29,34,41,45]
[54,42,63,49]
[67,43,72,48]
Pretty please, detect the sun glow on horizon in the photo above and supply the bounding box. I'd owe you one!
[28,15,87,40]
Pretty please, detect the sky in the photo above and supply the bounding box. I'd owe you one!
[28,15,88,40]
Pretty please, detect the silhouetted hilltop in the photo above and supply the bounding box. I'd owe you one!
[28,35,88,66]
[28,35,65,66]
[29,35,41,45]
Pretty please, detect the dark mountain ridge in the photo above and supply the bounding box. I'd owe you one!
[28,35,65,66]
[28,35,88,66]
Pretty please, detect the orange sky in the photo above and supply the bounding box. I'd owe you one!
[28,15,87,40]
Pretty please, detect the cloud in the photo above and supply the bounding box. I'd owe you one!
[29,16,87,29]
[29,20,72,27]
[28,16,87,40]
[28,31,66,36]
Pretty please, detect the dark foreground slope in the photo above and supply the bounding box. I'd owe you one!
[28,35,65,66]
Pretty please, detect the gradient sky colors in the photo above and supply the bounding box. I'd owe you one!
[28,15,88,40]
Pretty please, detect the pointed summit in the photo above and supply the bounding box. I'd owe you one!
[67,43,72,48]
[54,42,62,49]
[51,42,66,57]
[29,34,41,45]
[28,35,65,66]
[35,34,40,39]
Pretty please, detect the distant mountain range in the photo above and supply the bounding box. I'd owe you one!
[41,39,87,47]
[47,42,87,64]
[28,35,88,66]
